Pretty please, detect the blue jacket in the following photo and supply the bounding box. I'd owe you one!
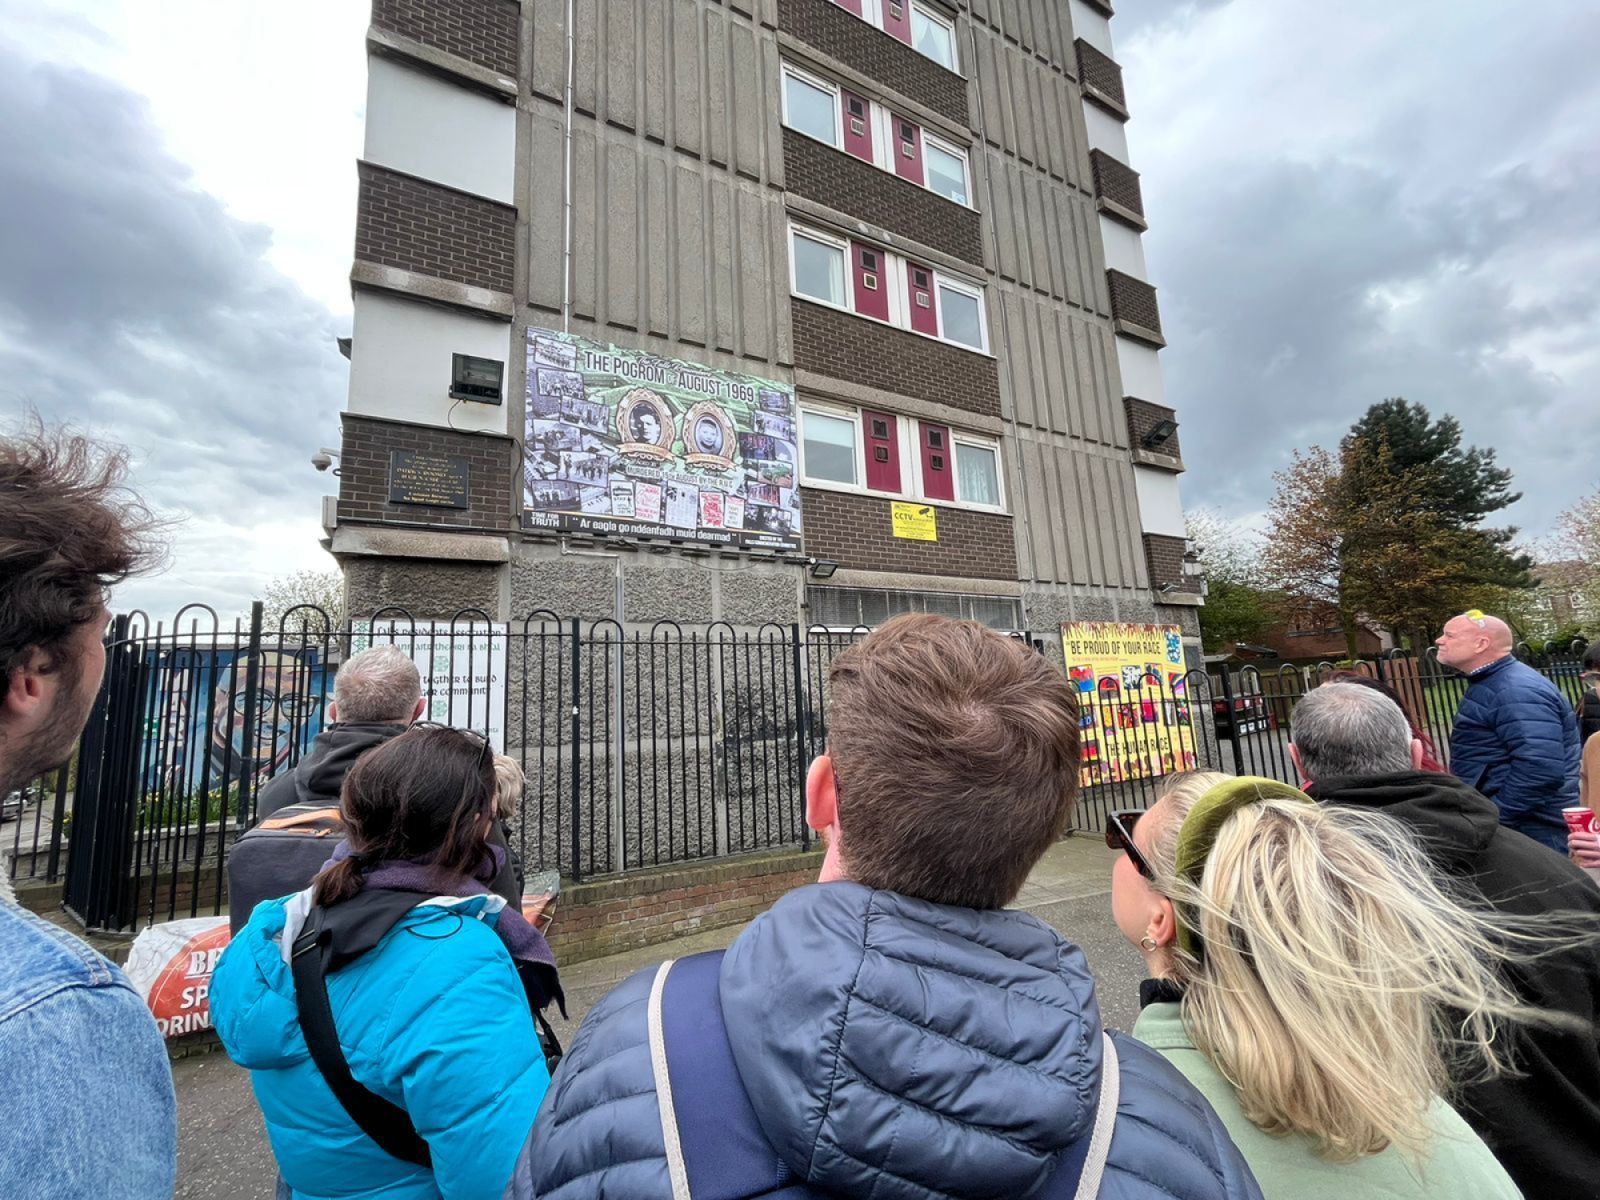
[530,882,1262,1200]
[0,902,176,1199]
[212,891,549,1200]
[1448,655,1581,851]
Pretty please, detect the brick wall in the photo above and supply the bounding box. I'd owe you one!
[339,413,517,531]
[800,487,1018,579]
[778,0,968,125]
[1090,149,1144,225]
[1143,533,1199,596]
[1075,39,1126,117]
[1124,397,1182,463]
[1081,0,1115,14]
[548,849,825,964]
[372,0,520,77]
[355,163,516,292]
[783,129,984,266]
[792,300,1000,418]
[1106,269,1163,343]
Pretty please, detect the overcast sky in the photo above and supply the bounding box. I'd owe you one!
[2,2,1595,620]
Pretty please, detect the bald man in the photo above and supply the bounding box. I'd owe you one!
[1437,611,1581,852]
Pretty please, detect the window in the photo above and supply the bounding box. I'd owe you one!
[937,280,985,350]
[807,586,1022,631]
[955,438,1001,506]
[791,230,847,307]
[782,68,839,147]
[791,223,988,353]
[801,408,859,485]
[911,5,957,70]
[449,354,503,404]
[923,136,968,205]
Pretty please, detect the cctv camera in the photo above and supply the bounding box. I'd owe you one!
[311,452,333,472]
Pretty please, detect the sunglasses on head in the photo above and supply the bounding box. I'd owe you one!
[409,721,494,774]
[1105,809,1154,880]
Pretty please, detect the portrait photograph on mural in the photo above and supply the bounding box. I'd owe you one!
[521,327,803,551]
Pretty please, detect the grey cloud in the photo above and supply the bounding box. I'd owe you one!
[0,45,345,535]
[1124,6,1600,536]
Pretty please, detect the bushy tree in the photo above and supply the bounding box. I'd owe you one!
[261,569,344,633]
[1266,401,1534,657]
[1187,509,1279,652]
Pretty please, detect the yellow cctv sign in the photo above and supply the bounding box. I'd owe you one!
[891,502,937,541]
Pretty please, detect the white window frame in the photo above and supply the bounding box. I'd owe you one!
[780,63,843,149]
[799,402,868,492]
[789,223,990,356]
[921,131,971,207]
[933,274,989,353]
[950,431,1006,511]
[910,3,959,72]
[788,224,852,313]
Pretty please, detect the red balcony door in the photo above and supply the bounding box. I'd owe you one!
[882,0,913,43]
[893,116,924,185]
[920,423,954,501]
[842,90,873,162]
[863,411,901,493]
[852,242,890,321]
[906,262,938,336]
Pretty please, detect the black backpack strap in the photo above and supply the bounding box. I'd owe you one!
[290,907,433,1168]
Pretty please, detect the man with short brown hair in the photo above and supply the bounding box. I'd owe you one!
[531,615,1261,1200]
[0,421,177,1198]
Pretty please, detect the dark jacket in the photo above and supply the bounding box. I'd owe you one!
[529,882,1263,1200]
[253,722,522,907]
[254,723,409,820]
[1447,655,1581,852]
[1579,686,1600,747]
[1310,769,1600,1198]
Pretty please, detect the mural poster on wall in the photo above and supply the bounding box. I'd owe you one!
[1060,622,1198,788]
[522,327,802,551]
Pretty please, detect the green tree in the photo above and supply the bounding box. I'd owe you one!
[1342,399,1533,591]
[1187,509,1279,652]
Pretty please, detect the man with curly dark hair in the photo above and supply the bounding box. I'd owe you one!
[0,419,176,1198]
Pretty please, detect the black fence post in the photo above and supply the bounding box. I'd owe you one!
[790,624,810,853]
[1216,664,1244,775]
[235,603,266,825]
[569,617,583,883]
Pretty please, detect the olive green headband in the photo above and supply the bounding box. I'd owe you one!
[1171,775,1311,960]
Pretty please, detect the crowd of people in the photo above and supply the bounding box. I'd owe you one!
[2,419,1599,1200]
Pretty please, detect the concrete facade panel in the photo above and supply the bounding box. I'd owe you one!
[1099,214,1146,278]
[1082,103,1128,161]
[1069,0,1114,57]
[365,57,516,204]
[1117,332,1165,404]
[1135,466,1187,537]
[348,291,511,434]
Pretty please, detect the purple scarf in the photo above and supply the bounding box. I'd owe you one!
[322,841,558,976]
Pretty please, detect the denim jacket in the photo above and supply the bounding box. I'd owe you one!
[0,901,177,1199]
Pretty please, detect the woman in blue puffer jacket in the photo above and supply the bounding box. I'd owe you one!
[212,725,551,1200]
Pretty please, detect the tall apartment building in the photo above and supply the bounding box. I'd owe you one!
[329,0,1202,657]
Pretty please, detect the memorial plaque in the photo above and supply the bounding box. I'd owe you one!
[388,450,469,509]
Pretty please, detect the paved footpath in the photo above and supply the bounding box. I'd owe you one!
[175,835,1135,1199]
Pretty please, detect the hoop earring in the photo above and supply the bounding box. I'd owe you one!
[1139,934,1159,953]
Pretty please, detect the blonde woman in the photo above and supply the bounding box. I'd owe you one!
[1108,772,1524,1199]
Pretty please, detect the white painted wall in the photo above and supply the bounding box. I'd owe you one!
[1083,103,1130,162]
[1070,0,1114,57]
[348,291,511,434]
[364,56,515,203]
[1134,466,1187,537]
[1116,339,1165,405]
[1098,215,1147,278]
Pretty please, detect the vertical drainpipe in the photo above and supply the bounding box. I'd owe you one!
[561,0,576,334]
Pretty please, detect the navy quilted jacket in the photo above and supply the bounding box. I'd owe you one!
[529,882,1262,1200]
[1447,655,1580,852]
